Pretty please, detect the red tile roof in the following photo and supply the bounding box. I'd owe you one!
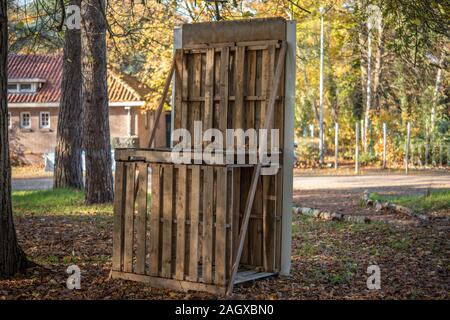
[7,54,150,104]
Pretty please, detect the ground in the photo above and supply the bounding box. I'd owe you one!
[1,168,449,300]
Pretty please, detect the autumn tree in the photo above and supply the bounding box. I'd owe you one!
[0,0,28,278]
[81,0,114,203]
[54,0,84,189]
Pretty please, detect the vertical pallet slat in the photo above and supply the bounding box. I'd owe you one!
[192,54,202,144]
[181,53,189,130]
[149,164,161,276]
[215,167,227,285]
[112,162,126,271]
[123,163,136,273]
[188,166,200,281]
[204,48,215,131]
[262,175,276,271]
[135,163,148,275]
[247,50,257,130]
[175,166,187,280]
[161,165,174,278]
[219,47,229,134]
[234,46,245,130]
[174,50,183,130]
[226,168,234,280]
[231,168,240,265]
[202,166,214,283]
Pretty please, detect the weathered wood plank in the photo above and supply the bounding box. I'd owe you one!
[123,163,136,273]
[247,50,257,130]
[112,162,126,271]
[202,166,214,283]
[219,47,229,133]
[234,46,245,130]
[188,166,200,282]
[149,164,161,276]
[181,52,189,130]
[161,165,174,278]
[135,163,148,275]
[175,165,187,280]
[215,167,227,285]
[174,50,183,130]
[111,271,226,295]
[204,48,215,130]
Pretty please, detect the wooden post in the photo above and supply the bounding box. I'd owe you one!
[355,122,359,174]
[439,143,443,167]
[334,122,339,170]
[382,122,387,169]
[405,122,410,174]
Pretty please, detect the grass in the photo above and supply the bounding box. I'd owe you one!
[369,190,450,213]
[12,188,113,216]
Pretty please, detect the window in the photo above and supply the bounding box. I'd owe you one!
[7,83,18,92]
[40,112,50,129]
[8,112,11,129]
[19,83,33,92]
[20,112,31,129]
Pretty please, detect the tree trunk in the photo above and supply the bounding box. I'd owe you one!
[81,0,114,204]
[0,0,27,278]
[372,19,384,114]
[54,0,83,190]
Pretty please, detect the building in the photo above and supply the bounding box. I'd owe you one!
[7,54,169,164]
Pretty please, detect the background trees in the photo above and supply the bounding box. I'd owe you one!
[54,0,83,190]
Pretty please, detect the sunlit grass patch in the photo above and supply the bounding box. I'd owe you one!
[370,190,450,213]
[12,188,113,216]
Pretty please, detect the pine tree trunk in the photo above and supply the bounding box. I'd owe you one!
[0,0,27,278]
[81,0,114,204]
[54,0,83,190]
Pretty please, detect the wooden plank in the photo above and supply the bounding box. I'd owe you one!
[202,166,214,283]
[192,53,202,144]
[262,175,276,271]
[226,169,234,280]
[204,48,215,130]
[174,50,183,131]
[233,271,276,285]
[135,163,148,275]
[115,149,174,163]
[123,162,136,273]
[247,50,257,130]
[175,166,187,280]
[234,46,245,130]
[112,162,126,271]
[188,166,200,281]
[149,164,161,276]
[215,167,227,285]
[219,47,229,133]
[161,165,174,278]
[181,52,189,130]
[110,271,226,295]
[231,169,241,263]
[227,41,287,295]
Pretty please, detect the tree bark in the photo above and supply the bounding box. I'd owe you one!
[81,0,114,204]
[0,0,28,278]
[54,0,83,190]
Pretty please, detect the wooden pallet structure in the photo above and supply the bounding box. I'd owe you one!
[111,18,296,295]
